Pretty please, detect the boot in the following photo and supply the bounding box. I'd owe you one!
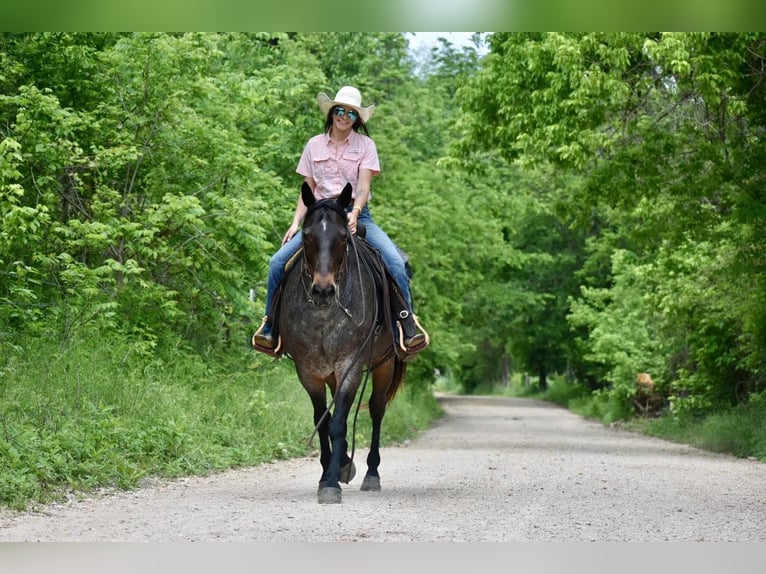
[396,309,429,357]
[251,316,280,355]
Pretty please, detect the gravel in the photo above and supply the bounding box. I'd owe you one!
[1,393,765,542]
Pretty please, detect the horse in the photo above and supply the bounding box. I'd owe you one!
[275,181,408,504]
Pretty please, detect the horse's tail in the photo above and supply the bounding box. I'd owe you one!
[386,356,407,405]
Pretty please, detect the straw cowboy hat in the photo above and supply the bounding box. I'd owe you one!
[317,86,375,123]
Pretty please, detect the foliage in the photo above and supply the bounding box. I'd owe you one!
[634,392,766,462]
[455,32,766,422]
[0,32,454,508]
[568,248,669,412]
[0,33,301,354]
[3,31,766,504]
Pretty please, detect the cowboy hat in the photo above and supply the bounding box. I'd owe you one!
[317,86,375,123]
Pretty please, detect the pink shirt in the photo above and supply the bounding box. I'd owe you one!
[296,130,380,200]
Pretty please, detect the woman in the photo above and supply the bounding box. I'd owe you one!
[252,85,428,356]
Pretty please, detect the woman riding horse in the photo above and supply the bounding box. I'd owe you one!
[252,85,428,357]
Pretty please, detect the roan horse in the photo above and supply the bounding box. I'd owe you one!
[274,181,408,504]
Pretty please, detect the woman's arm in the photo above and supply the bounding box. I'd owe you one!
[346,169,371,234]
[282,177,314,245]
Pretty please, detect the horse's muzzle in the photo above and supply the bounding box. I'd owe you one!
[310,275,336,304]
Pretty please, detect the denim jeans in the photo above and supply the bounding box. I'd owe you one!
[263,206,412,323]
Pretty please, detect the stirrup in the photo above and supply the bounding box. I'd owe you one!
[395,312,430,356]
[251,316,282,356]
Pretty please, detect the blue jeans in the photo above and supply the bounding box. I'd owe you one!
[263,206,412,323]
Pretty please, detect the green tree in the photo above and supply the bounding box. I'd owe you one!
[455,32,766,413]
[0,33,319,356]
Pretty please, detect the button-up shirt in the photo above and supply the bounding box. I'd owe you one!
[296,130,380,200]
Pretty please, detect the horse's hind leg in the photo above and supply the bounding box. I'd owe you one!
[361,366,391,492]
[340,452,356,483]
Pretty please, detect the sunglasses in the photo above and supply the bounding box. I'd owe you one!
[333,106,359,122]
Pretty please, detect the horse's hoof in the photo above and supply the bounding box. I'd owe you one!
[340,461,356,484]
[361,475,381,491]
[318,486,342,504]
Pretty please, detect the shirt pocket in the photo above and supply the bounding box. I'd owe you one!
[340,149,361,182]
[310,151,331,179]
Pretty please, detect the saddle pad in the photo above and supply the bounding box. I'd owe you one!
[284,246,303,274]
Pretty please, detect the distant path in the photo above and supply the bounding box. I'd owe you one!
[1,394,764,541]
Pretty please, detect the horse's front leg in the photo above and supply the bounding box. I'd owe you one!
[309,392,332,490]
[298,372,333,493]
[318,372,361,504]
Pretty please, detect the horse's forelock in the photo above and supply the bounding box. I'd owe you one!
[304,198,348,226]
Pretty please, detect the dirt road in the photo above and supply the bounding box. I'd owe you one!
[1,394,764,542]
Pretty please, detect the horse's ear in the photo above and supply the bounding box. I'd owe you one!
[301,182,315,209]
[338,183,353,209]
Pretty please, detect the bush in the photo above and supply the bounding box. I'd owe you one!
[638,393,766,462]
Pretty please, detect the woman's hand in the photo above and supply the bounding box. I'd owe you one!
[282,223,300,245]
[346,210,359,235]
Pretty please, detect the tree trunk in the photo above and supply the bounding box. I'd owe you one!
[501,355,511,387]
[538,363,547,391]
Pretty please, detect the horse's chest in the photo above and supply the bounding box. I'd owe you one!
[281,307,351,351]
[286,326,354,378]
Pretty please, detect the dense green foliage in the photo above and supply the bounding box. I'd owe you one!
[455,32,766,420]
[2,32,766,506]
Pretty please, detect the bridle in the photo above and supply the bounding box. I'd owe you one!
[299,204,369,328]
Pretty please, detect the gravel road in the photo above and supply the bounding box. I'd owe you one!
[1,393,764,542]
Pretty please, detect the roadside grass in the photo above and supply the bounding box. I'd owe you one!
[442,373,766,463]
[0,334,441,510]
[627,398,766,461]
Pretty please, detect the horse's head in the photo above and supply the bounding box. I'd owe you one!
[301,182,353,305]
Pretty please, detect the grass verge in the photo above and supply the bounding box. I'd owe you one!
[626,400,766,461]
[0,334,441,510]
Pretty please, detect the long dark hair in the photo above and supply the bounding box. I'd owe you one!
[325,106,370,136]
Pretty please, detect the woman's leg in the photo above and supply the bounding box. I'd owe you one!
[253,232,303,349]
[358,210,412,308]
[357,208,428,354]
[264,232,303,320]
